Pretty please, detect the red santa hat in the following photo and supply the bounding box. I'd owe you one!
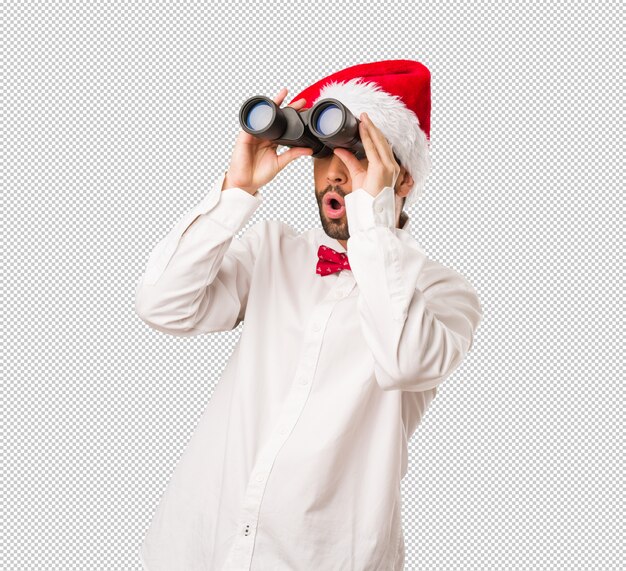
[289,59,432,207]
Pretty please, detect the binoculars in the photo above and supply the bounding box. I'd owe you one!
[238,95,400,164]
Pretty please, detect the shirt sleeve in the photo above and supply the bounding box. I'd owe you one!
[135,172,264,336]
[344,186,483,392]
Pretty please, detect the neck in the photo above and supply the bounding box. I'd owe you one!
[398,210,408,229]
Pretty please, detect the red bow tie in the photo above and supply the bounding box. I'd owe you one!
[316,245,351,276]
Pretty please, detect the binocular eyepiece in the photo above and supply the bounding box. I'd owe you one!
[239,95,400,165]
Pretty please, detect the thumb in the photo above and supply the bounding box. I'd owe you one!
[276,147,313,170]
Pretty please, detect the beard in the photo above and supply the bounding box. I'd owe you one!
[316,185,350,240]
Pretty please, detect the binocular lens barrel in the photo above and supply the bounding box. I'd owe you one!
[245,101,274,131]
[315,104,343,136]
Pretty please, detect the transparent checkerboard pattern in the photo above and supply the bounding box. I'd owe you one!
[3,0,622,569]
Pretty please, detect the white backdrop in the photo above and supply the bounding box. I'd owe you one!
[4,0,622,568]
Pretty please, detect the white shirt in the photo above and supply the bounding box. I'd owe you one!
[135,171,483,571]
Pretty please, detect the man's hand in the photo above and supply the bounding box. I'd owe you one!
[223,87,313,194]
[332,112,401,198]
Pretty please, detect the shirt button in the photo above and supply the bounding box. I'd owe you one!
[278,425,288,434]
[335,289,344,298]
[312,322,321,331]
[256,473,265,482]
[299,377,309,385]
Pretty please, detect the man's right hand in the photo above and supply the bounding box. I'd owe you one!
[222,88,313,194]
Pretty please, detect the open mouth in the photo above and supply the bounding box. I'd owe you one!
[323,192,346,219]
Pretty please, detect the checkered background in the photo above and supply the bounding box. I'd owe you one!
[4,0,622,569]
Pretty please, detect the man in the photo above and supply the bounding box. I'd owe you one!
[135,60,483,570]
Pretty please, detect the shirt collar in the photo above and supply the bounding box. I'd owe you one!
[314,211,411,253]
[315,229,347,253]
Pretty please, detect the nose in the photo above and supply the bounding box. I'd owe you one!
[326,154,350,188]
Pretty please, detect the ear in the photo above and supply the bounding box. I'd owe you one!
[394,166,414,198]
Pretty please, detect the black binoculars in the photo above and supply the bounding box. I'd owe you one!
[238,95,400,164]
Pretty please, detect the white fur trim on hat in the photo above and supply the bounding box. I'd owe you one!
[312,77,431,207]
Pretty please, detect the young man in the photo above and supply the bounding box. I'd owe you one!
[136,60,483,571]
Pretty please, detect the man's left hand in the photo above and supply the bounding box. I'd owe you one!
[332,112,401,198]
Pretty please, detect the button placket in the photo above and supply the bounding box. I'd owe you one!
[225,300,339,570]
[334,271,356,300]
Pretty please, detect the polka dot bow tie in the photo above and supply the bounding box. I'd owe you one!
[316,245,351,276]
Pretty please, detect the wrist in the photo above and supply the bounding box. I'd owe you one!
[222,172,258,195]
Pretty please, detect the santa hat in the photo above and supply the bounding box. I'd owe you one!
[289,59,432,207]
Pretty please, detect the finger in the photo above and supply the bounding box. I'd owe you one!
[363,113,396,166]
[361,113,395,164]
[276,146,313,171]
[287,97,307,110]
[272,87,288,106]
[359,116,381,164]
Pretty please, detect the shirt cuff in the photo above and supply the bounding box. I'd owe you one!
[344,186,396,233]
[193,171,263,234]
[141,172,263,286]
